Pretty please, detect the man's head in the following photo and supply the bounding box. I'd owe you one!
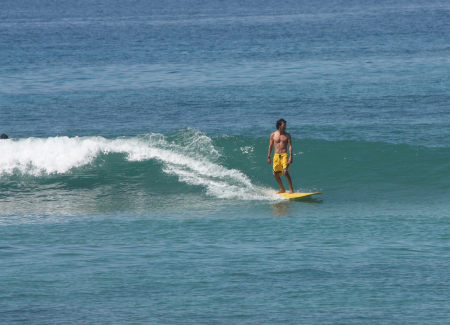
[0,134,8,139]
[276,119,286,130]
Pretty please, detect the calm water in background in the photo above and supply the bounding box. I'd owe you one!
[1,0,450,323]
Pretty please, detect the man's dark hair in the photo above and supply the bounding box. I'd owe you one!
[276,119,286,130]
[0,134,8,139]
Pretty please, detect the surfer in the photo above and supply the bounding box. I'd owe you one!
[267,119,294,194]
[1,134,8,139]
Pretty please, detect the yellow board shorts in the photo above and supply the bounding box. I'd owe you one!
[273,153,289,175]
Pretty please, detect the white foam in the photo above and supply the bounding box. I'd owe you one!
[0,136,108,175]
[163,164,275,201]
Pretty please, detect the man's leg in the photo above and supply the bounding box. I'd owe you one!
[284,171,294,193]
[274,173,285,193]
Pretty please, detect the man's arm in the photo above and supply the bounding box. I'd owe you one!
[267,133,274,164]
[288,134,293,164]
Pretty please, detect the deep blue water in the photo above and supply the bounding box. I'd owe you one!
[1,0,450,324]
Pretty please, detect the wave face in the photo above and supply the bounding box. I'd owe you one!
[1,129,449,214]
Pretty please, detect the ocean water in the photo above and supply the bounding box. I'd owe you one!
[1,0,450,323]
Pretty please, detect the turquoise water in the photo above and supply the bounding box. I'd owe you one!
[1,0,450,323]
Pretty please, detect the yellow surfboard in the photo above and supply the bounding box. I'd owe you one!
[276,192,322,199]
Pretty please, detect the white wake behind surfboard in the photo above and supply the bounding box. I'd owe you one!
[276,192,322,199]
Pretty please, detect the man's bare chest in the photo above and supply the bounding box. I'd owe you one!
[274,134,288,143]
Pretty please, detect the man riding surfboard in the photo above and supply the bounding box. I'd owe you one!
[267,119,294,194]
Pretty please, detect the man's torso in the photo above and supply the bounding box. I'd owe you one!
[272,131,290,154]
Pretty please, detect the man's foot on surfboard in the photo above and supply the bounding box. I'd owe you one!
[276,189,286,194]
